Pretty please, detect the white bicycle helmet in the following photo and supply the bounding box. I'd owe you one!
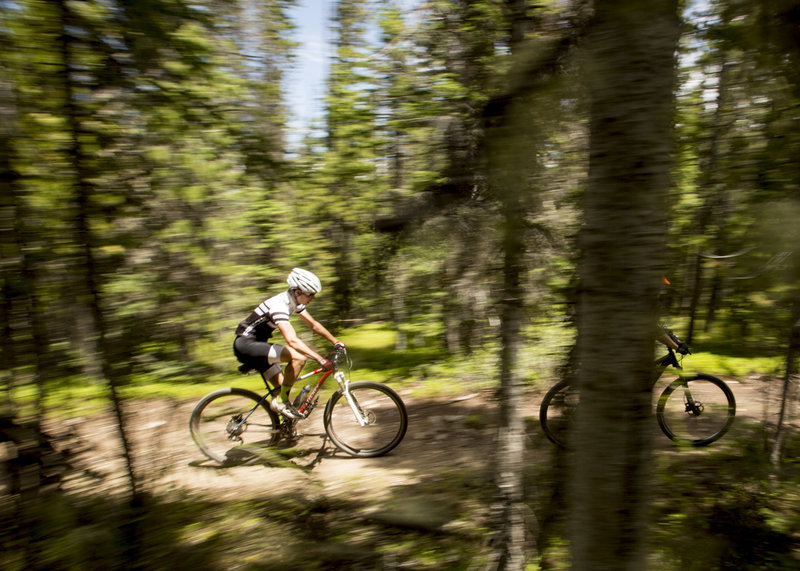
[287,268,322,295]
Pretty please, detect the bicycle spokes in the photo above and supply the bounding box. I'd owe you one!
[190,389,280,464]
[324,382,408,457]
[657,375,735,446]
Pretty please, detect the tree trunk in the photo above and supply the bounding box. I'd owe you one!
[54,0,141,508]
[485,181,530,570]
[685,253,704,344]
[770,296,800,466]
[482,57,542,571]
[570,1,679,569]
[0,56,22,409]
[391,264,409,351]
[1,50,52,569]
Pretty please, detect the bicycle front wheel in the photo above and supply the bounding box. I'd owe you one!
[189,388,280,464]
[323,381,408,457]
[656,374,735,446]
[539,379,578,448]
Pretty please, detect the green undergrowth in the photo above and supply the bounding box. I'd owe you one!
[529,421,800,570]
[648,425,800,569]
[1,470,494,571]
[10,322,788,420]
[677,350,783,378]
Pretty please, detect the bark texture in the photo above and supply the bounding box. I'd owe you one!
[570,1,680,569]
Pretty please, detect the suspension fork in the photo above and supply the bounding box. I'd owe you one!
[676,376,702,414]
[334,371,369,426]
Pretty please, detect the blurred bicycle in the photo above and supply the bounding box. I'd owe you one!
[539,329,736,448]
[190,346,408,464]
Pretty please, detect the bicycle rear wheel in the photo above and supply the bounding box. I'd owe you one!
[323,381,408,457]
[189,388,280,464]
[656,374,735,446]
[539,379,578,448]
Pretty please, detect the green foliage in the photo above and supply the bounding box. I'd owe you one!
[681,351,783,378]
[650,431,800,570]
[0,476,491,570]
[1,0,799,557]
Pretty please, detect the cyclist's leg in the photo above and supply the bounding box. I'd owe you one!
[262,364,282,394]
[257,343,304,419]
[276,344,307,399]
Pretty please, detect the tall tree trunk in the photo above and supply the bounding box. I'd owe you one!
[391,263,409,351]
[570,1,679,569]
[483,53,542,571]
[0,52,22,409]
[486,183,530,570]
[1,29,50,446]
[479,3,582,564]
[54,0,141,508]
[770,295,800,466]
[2,29,63,569]
[484,112,533,565]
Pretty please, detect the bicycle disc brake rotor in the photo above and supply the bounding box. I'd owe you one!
[226,415,246,440]
[362,409,377,425]
[686,402,704,416]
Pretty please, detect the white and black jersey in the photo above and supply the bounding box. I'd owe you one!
[235,290,306,342]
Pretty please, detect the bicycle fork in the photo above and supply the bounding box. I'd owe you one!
[335,371,370,426]
[677,379,704,416]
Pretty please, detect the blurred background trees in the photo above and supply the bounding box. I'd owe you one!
[1,0,799,568]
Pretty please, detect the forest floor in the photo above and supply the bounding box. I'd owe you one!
[55,373,789,499]
[39,373,798,568]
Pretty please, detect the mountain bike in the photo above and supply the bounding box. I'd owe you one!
[539,331,736,448]
[190,347,408,464]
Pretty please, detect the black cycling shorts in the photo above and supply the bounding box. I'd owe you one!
[233,336,282,378]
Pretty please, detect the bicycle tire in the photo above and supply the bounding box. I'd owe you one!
[189,387,280,464]
[539,379,578,448]
[656,374,735,446]
[323,381,408,457]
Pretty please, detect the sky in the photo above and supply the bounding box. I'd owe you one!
[281,0,705,145]
[283,0,420,145]
[285,0,336,141]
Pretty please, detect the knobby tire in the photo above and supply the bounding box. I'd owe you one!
[323,381,408,457]
[656,373,736,446]
[539,379,577,449]
[189,387,280,464]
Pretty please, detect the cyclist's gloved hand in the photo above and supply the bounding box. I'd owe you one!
[334,341,346,350]
[676,342,690,355]
[318,358,334,371]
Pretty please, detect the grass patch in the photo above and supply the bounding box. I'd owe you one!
[10,322,788,420]
[679,351,783,378]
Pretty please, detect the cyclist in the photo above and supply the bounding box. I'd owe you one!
[657,277,689,354]
[233,268,344,419]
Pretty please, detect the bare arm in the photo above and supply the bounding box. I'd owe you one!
[298,309,340,346]
[658,329,680,350]
[276,320,326,364]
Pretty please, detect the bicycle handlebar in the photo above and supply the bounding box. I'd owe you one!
[327,345,352,371]
[663,327,691,355]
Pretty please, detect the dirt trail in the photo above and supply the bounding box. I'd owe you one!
[53,386,506,504]
[51,374,793,506]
